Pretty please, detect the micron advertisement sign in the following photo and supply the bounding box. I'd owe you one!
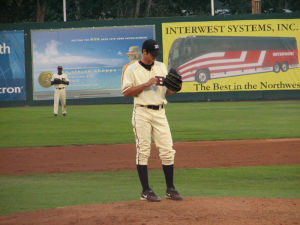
[162,19,300,92]
[0,30,26,101]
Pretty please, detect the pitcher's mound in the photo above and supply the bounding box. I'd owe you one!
[1,197,299,225]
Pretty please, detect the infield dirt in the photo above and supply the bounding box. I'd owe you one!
[0,138,300,225]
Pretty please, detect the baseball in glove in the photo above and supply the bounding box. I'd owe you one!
[163,68,182,92]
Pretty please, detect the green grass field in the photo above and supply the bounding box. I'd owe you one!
[0,165,299,216]
[1,101,300,148]
[0,101,300,216]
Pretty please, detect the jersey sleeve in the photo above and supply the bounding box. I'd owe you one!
[122,65,134,93]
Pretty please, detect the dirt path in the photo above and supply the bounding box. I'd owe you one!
[1,138,300,175]
[0,138,299,225]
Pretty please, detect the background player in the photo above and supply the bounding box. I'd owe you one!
[51,66,69,117]
[122,39,183,202]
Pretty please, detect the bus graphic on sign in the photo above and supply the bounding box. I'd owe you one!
[168,36,299,83]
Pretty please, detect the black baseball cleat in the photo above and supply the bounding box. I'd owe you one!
[140,188,161,202]
[54,114,58,117]
[62,113,66,116]
[166,187,183,200]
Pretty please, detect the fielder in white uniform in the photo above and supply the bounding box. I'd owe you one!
[122,39,183,202]
[51,66,69,117]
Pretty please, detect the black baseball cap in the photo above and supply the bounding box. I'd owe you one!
[142,39,160,57]
[57,66,63,69]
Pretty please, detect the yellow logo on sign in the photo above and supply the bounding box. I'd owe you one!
[38,72,53,88]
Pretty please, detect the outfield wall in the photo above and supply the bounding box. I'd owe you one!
[1,13,300,107]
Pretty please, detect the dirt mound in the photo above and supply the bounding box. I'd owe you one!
[0,197,299,225]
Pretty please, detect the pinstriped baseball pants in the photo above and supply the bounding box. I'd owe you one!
[53,88,67,115]
[132,105,176,165]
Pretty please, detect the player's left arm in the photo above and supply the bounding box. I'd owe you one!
[160,63,180,95]
[166,89,177,95]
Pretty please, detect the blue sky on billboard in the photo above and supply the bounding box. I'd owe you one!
[32,25,155,94]
[32,26,154,71]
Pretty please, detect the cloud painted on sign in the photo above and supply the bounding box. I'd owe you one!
[33,40,124,70]
[45,40,60,56]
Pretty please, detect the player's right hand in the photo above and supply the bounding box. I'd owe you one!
[146,77,158,87]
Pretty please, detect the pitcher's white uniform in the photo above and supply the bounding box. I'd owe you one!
[122,61,175,165]
[122,39,182,202]
[51,72,69,115]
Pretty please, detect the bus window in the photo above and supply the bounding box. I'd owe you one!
[168,36,299,83]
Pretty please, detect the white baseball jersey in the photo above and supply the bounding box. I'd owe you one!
[122,61,175,166]
[51,73,69,88]
[122,61,168,106]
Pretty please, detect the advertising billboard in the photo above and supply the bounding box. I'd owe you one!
[0,30,26,101]
[32,25,155,100]
[162,19,300,92]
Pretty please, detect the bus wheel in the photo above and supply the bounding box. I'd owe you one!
[195,69,210,83]
[281,62,289,72]
[273,62,281,73]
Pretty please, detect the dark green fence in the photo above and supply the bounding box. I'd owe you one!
[1,13,300,107]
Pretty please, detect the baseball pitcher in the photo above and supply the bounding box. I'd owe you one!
[122,39,183,202]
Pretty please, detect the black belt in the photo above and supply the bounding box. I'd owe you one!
[56,87,65,90]
[139,104,164,110]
